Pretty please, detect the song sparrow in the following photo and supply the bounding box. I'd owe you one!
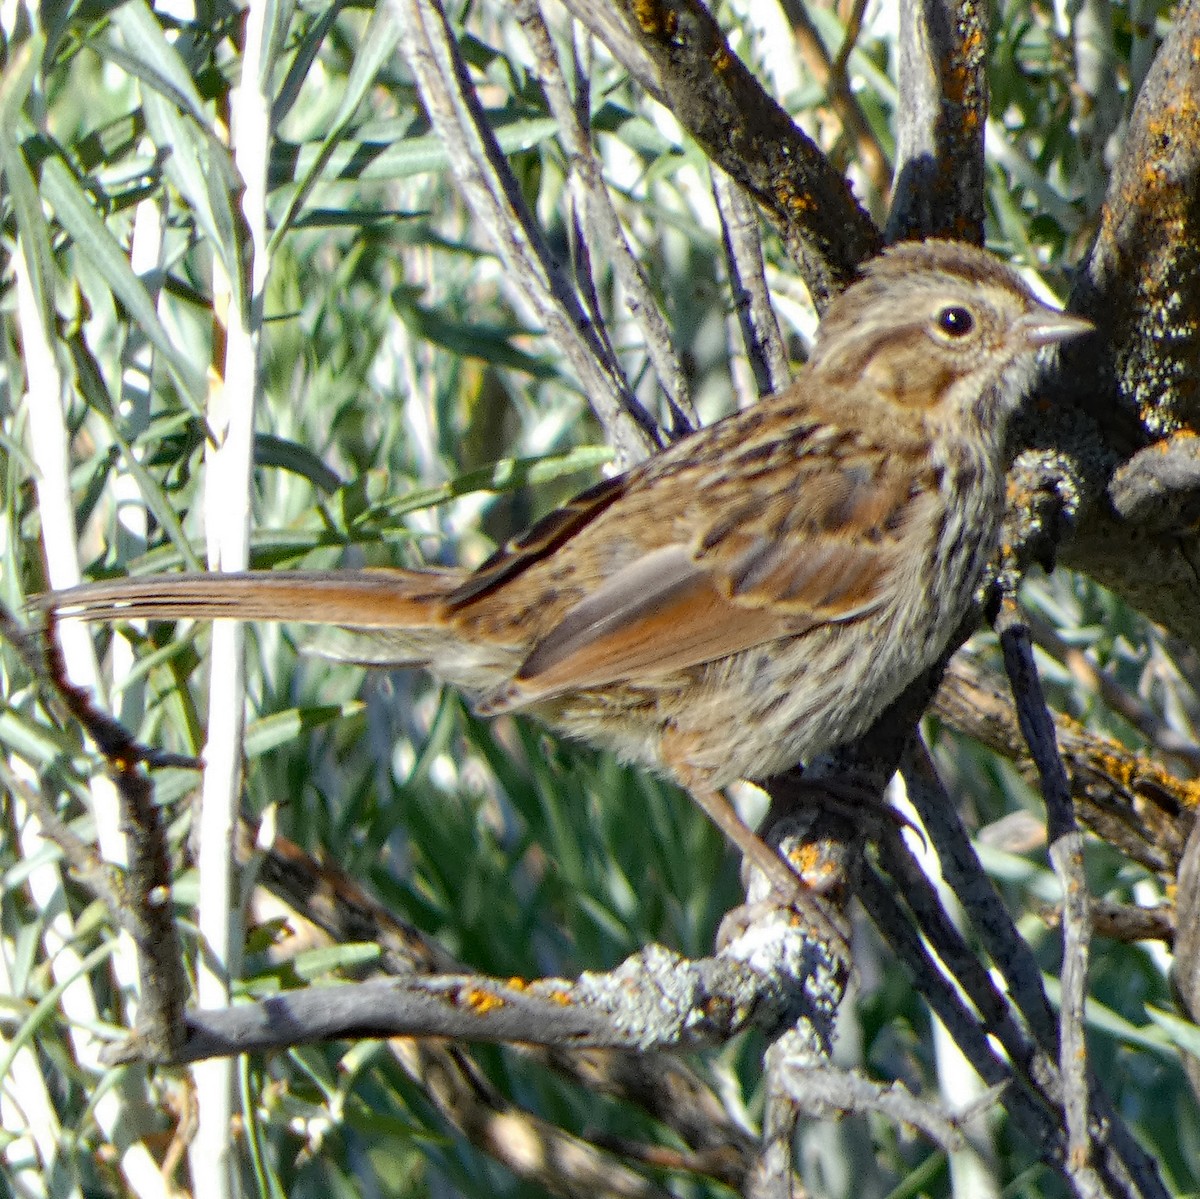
[46,240,1091,897]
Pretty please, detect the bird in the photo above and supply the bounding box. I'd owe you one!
[44,239,1092,912]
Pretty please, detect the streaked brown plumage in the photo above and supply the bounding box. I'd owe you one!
[45,241,1091,895]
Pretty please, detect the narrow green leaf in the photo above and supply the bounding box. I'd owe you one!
[269,2,402,248]
[1144,1005,1200,1057]
[272,3,340,126]
[289,207,426,229]
[254,432,344,493]
[108,1,210,123]
[392,299,557,379]
[244,703,365,758]
[269,116,558,190]
[291,943,381,981]
[139,88,245,311]
[1044,978,1175,1058]
[0,941,118,1088]
[367,446,613,524]
[105,5,248,311]
[65,333,206,571]
[39,156,207,408]
[0,38,55,334]
[0,709,82,766]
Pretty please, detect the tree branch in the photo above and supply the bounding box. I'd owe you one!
[887,0,988,243]
[560,0,882,305]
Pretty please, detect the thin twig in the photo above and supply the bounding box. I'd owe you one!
[746,1032,803,1199]
[401,1041,675,1199]
[887,758,1061,1085]
[855,868,1064,1163]
[711,168,792,401]
[513,0,697,434]
[831,0,869,79]
[10,153,171,1196]
[387,0,662,465]
[933,656,1195,876]
[786,0,890,209]
[997,603,1094,1181]
[902,743,1169,1199]
[1025,608,1200,774]
[777,1062,974,1154]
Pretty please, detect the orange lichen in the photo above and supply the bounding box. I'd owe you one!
[785,841,842,889]
[632,0,664,37]
[791,842,825,874]
[942,25,983,109]
[463,987,505,1015]
[777,185,815,214]
[1177,777,1200,809]
[1089,744,1200,811]
[1094,748,1136,789]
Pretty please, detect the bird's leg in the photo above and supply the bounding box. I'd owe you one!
[684,783,851,958]
[662,728,849,952]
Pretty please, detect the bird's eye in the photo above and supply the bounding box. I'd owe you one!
[936,305,975,337]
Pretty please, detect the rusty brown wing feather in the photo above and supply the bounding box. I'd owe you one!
[481,393,937,707]
[695,422,936,617]
[446,474,628,607]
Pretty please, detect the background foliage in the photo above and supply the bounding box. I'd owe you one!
[2,0,1198,1197]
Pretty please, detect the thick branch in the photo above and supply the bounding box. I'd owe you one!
[104,942,817,1066]
[1053,0,1200,651]
[887,0,988,243]
[1076,0,1200,438]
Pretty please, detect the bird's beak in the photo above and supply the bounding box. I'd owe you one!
[1017,307,1095,349]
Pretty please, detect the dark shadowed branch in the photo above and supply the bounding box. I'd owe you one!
[998,604,1094,1183]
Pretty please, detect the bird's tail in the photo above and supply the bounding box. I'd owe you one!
[41,567,464,629]
[37,567,527,689]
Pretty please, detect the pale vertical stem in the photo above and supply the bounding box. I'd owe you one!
[189,0,274,1191]
[0,918,75,1198]
[16,235,170,1199]
[111,190,167,730]
[1072,0,1121,214]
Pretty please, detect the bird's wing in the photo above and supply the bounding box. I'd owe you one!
[487,419,937,708]
[446,474,629,607]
